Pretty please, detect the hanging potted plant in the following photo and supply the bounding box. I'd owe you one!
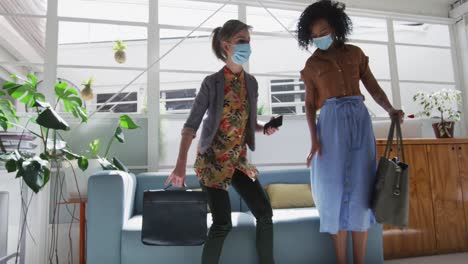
[411,89,462,138]
[81,77,94,101]
[113,40,127,64]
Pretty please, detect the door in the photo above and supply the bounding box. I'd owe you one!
[457,143,468,251]
[427,144,468,253]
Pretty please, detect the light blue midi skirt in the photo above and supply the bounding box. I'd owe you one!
[311,96,376,234]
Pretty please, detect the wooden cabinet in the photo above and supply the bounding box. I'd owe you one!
[427,144,468,253]
[457,144,468,251]
[376,139,468,259]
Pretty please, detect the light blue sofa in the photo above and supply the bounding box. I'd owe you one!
[86,169,383,264]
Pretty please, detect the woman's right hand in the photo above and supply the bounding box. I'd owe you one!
[306,141,321,168]
[165,160,187,187]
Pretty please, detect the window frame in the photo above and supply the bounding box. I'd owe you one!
[0,0,461,170]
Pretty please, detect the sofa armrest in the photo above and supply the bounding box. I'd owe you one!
[86,170,136,264]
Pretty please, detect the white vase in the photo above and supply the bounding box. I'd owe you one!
[62,159,102,200]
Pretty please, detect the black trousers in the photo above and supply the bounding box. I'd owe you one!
[201,169,275,264]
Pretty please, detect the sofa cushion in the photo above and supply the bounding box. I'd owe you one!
[266,184,314,209]
[121,212,258,264]
[241,168,311,211]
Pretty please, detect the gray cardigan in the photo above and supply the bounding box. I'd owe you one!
[182,68,258,154]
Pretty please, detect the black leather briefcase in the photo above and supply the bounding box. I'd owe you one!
[141,186,208,246]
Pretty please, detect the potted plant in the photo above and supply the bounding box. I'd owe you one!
[81,76,94,101]
[412,89,462,138]
[113,40,127,64]
[1,73,89,263]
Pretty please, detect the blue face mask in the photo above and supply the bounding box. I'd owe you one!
[313,34,334,50]
[231,43,251,65]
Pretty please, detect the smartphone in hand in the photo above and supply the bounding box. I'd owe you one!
[263,115,283,134]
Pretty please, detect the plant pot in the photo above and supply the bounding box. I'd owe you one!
[62,158,102,199]
[432,122,455,138]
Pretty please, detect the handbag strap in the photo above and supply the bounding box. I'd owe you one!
[384,119,396,158]
[395,119,406,162]
[164,184,200,191]
[383,118,406,162]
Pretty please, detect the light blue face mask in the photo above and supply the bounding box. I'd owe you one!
[232,43,251,65]
[313,34,334,51]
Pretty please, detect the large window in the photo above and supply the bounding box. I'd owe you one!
[160,89,196,113]
[393,21,458,116]
[270,79,305,115]
[0,0,461,165]
[97,92,139,113]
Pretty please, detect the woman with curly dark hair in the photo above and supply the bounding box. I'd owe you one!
[298,1,404,263]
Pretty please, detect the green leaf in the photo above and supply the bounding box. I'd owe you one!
[119,115,140,129]
[0,116,8,131]
[67,95,82,104]
[0,99,20,128]
[2,81,22,92]
[39,152,50,161]
[36,108,70,131]
[114,126,125,143]
[89,139,100,157]
[76,106,88,123]
[1,150,21,173]
[98,157,118,170]
[18,156,50,193]
[112,157,129,172]
[27,74,38,86]
[0,98,18,131]
[78,156,88,171]
[3,74,43,107]
[55,82,87,123]
[5,159,17,172]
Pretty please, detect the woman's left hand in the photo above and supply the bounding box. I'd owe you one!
[388,108,405,124]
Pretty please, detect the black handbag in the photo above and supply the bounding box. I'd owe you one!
[141,185,208,246]
[372,118,410,227]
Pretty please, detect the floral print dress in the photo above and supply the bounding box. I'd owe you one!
[194,67,259,190]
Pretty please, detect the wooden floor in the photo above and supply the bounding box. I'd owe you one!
[385,253,468,264]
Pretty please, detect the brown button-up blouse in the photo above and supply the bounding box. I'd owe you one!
[300,44,382,110]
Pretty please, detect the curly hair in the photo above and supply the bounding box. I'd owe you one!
[297,0,352,50]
